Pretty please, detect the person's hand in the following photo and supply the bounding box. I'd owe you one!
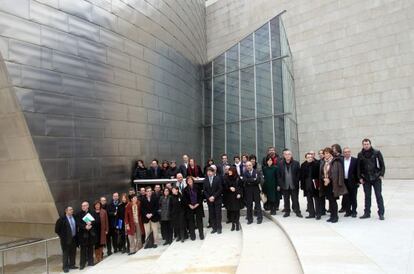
[208,196,215,202]
[277,186,280,191]
[230,187,235,192]
[86,222,91,225]
[379,176,383,180]
[86,224,92,230]
[323,178,330,186]
[146,214,152,219]
[236,194,241,199]
[189,205,194,210]
[359,178,364,184]
[126,224,130,231]
[194,203,199,208]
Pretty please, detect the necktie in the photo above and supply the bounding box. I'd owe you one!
[69,216,75,236]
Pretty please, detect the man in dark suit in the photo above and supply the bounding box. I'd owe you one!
[76,202,95,270]
[55,206,78,273]
[216,154,229,177]
[242,161,263,224]
[148,159,162,179]
[141,187,160,248]
[277,150,303,218]
[342,147,359,217]
[203,167,223,234]
[178,154,189,178]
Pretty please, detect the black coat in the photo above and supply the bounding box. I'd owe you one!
[107,200,121,229]
[241,169,260,188]
[344,156,358,185]
[141,197,160,223]
[165,167,179,179]
[178,164,188,177]
[55,215,78,246]
[170,193,185,219]
[277,160,301,190]
[134,167,148,179]
[300,161,319,196]
[76,210,96,246]
[224,176,243,211]
[357,148,385,182]
[182,185,204,217]
[148,167,162,179]
[203,175,223,204]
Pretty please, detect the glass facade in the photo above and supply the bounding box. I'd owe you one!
[202,14,299,163]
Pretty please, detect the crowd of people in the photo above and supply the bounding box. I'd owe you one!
[55,138,385,273]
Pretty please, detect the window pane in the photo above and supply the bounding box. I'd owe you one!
[226,71,239,122]
[227,122,240,159]
[256,62,272,117]
[226,45,239,72]
[257,117,273,161]
[272,59,284,114]
[213,75,225,160]
[274,116,285,153]
[204,127,212,161]
[240,67,255,119]
[255,23,270,63]
[204,62,212,79]
[241,120,256,156]
[204,80,212,125]
[240,34,254,68]
[213,53,225,76]
[270,16,281,58]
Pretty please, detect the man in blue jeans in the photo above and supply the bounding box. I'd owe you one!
[357,138,386,220]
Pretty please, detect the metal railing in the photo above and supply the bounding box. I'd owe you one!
[0,236,59,274]
[133,178,206,193]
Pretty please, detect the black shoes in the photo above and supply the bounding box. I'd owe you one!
[200,234,205,240]
[379,215,385,220]
[283,212,290,218]
[360,214,371,219]
[327,217,338,223]
[351,213,357,218]
[63,269,69,273]
[296,213,303,218]
[128,252,136,256]
[217,229,222,234]
[231,223,235,231]
[211,229,217,234]
[236,222,240,231]
[344,212,352,217]
[79,265,85,270]
[270,210,276,216]
[316,216,321,220]
[247,220,253,224]
[339,208,346,213]
[69,266,78,270]
[305,215,315,219]
[257,219,262,224]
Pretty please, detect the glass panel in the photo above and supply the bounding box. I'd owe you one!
[204,126,212,161]
[256,62,272,117]
[240,67,255,119]
[226,71,239,122]
[282,61,295,118]
[280,18,293,72]
[241,120,256,156]
[240,34,254,68]
[213,53,225,76]
[257,117,273,161]
[204,62,212,79]
[274,116,285,152]
[272,59,284,114]
[255,23,270,63]
[227,122,240,159]
[213,75,225,160]
[270,16,281,58]
[226,44,239,72]
[204,80,212,125]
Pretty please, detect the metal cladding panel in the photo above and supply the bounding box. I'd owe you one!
[0,0,206,215]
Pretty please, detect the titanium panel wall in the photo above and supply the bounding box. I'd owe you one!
[0,0,206,216]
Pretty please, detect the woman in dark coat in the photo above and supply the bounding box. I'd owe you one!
[159,188,173,245]
[262,156,279,215]
[161,160,171,179]
[165,160,179,179]
[320,147,348,223]
[182,176,204,240]
[187,158,203,178]
[170,186,186,242]
[134,160,148,180]
[203,158,215,177]
[224,167,243,231]
[300,153,321,219]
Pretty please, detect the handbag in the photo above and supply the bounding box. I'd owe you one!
[258,184,267,203]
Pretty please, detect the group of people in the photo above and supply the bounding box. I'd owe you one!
[55,138,386,273]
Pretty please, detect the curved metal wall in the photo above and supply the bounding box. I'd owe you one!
[0,0,206,214]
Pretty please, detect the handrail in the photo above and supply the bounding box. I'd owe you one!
[134,178,206,185]
[0,238,42,250]
[0,237,59,253]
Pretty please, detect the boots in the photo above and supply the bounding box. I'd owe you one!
[231,223,235,231]
[236,222,240,231]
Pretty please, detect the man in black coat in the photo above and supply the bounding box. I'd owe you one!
[76,202,95,270]
[203,167,223,234]
[178,154,189,178]
[277,150,303,218]
[148,159,162,179]
[242,161,263,224]
[141,187,160,248]
[106,192,121,255]
[55,206,78,273]
[342,147,359,217]
[357,138,386,220]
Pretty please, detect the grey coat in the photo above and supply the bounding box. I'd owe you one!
[159,196,172,221]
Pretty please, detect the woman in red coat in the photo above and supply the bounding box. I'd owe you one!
[124,195,145,255]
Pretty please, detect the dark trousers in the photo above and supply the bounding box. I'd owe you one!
[160,220,173,243]
[363,179,385,216]
[228,210,240,223]
[245,186,262,222]
[306,194,322,217]
[327,192,338,219]
[208,201,222,230]
[80,244,93,267]
[342,179,359,214]
[282,188,301,214]
[172,211,186,240]
[106,228,119,254]
[187,210,204,239]
[61,241,76,270]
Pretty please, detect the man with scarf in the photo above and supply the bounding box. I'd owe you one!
[357,138,386,220]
